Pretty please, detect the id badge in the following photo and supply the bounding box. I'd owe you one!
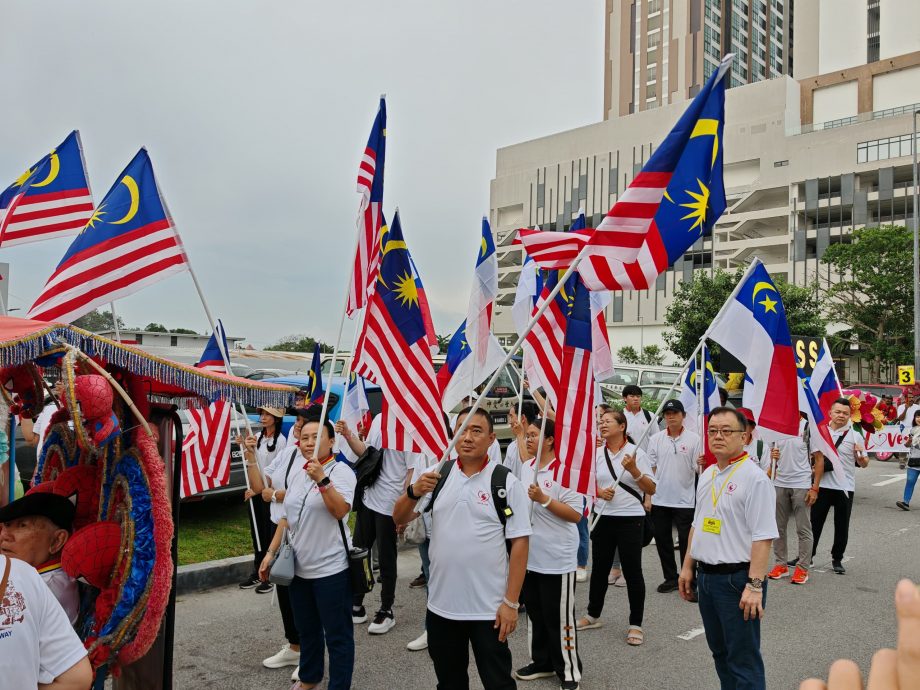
[702,517,722,535]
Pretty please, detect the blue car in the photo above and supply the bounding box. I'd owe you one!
[247,375,383,435]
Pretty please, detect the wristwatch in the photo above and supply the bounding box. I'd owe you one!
[746,577,764,591]
[406,484,419,500]
[318,476,331,488]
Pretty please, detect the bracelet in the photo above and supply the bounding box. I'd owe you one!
[502,597,520,610]
[540,497,552,508]
[318,484,329,494]
[745,583,763,593]
[406,484,419,501]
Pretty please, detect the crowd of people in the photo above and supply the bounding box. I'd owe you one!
[2,384,920,689]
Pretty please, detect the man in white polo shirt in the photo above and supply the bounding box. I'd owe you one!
[393,407,531,690]
[811,398,868,575]
[679,407,777,690]
[622,385,655,451]
[647,399,701,595]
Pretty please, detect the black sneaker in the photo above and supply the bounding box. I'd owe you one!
[832,560,846,575]
[514,663,555,681]
[239,576,260,590]
[255,581,274,594]
[352,606,367,625]
[560,681,580,690]
[897,501,910,511]
[656,580,679,593]
[786,558,799,567]
[409,574,427,589]
[368,609,396,634]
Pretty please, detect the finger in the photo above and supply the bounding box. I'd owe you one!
[895,579,920,688]
[494,614,500,630]
[798,680,828,690]
[827,659,863,690]
[866,649,897,690]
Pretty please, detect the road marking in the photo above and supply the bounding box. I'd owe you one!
[873,475,906,487]
[678,626,706,641]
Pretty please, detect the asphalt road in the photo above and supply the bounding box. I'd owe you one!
[174,459,919,689]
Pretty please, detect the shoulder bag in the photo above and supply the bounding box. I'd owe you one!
[604,447,654,547]
[338,519,374,595]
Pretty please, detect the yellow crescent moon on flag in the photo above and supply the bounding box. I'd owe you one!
[31,153,60,188]
[110,175,140,225]
[751,281,777,300]
[480,237,488,258]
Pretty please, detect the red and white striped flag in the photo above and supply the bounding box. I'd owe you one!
[180,400,232,498]
[380,398,422,453]
[347,98,386,317]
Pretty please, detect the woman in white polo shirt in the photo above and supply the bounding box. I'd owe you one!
[258,417,356,690]
[578,409,656,646]
[514,418,584,689]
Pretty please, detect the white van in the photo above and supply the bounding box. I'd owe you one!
[602,364,728,396]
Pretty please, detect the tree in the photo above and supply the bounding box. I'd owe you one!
[616,345,666,365]
[820,225,913,382]
[72,309,124,333]
[145,322,168,333]
[617,346,640,364]
[663,268,826,362]
[267,335,332,353]
[436,333,452,354]
[169,327,198,335]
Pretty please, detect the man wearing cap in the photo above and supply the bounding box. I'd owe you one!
[0,491,79,624]
[647,399,702,595]
[678,407,777,690]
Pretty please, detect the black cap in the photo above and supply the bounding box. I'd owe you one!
[0,492,75,532]
[661,399,685,414]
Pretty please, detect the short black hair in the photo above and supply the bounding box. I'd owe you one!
[519,401,540,426]
[719,387,729,405]
[622,385,643,398]
[302,409,334,440]
[529,418,555,441]
[831,398,852,409]
[707,406,747,431]
[457,406,494,432]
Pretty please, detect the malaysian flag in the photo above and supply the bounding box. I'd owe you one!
[27,148,189,324]
[555,275,597,497]
[179,399,232,498]
[0,131,94,247]
[352,210,448,458]
[195,320,230,374]
[380,398,422,453]
[335,373,370,462]
[516,55,731,291]
[347,97,386,317]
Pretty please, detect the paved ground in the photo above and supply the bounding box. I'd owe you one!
[174,459,920,689]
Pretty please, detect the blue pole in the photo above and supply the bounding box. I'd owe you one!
[8,414,16,503]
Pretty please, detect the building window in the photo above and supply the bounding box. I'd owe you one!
[647,0,661,14]
[170,335,178,347]
[857,134,915,163]
[648,32,661,50]
[646,82,657,99]
[136,334,143,345]
[646,64,657,83]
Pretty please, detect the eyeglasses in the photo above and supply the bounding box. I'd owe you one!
[524,433,540,440]
[706,428,745,438]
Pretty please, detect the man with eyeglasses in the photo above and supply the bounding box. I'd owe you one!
[678,407,777,690]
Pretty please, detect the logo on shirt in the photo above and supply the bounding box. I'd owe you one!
[543,479,553,491]
[0,580,26,632]
[726,482,738,495]
[476,490,490,505]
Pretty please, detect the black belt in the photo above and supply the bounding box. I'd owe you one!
[697,561,749,574]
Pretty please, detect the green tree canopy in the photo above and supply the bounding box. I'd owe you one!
[169,327,198,335]
[616,345,666,365]
[267,335,332,353]
[663,267,826,362]
[144,322,168,332]
[72,309,125,333]
[820,225,913,381]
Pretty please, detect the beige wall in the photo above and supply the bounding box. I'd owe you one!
[813,81,859,123]
[793,0,820,79]
[880,0,920,60]
[873,65,920,110]
[818,0,866,73]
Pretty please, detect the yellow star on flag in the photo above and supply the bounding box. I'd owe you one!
[759,295,777,313]
[679,178,710,233]
[393,271,419,308]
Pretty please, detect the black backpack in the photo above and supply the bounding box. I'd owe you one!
[352,446,385,510]
[423,460,513,526]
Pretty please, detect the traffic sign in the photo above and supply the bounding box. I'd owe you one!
[898,365,915,385]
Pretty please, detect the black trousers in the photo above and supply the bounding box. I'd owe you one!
[521,571,581,684]
[587,515,645,625]
[811,488,854,562]
[351,506,398,611]
[426,610,515,690]
[651,505,695,583]
[247,499,274,578]
[277,583,299,646]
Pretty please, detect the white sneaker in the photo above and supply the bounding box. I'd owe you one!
[368,609,396,634]
[407,630,428,651]
[291,666,300,681]
[576,568,587,583]
[262,643,299,668]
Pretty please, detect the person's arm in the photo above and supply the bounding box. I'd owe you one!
[508,411,533,462]
[20,416,39,447]
[335,420,367,456]
[529,388,555,420]
[258,519,288,582]
[809,450,825,506]
[739,539,772,620]
[37,657,92,690]
[525,484,581,522]
[393,470,440,525]
[243,436,266,493]
[305,459,350,520]
[678,526,697,601]
[622,452,656,495]
[495,535,528,642]
[854,436,869,468]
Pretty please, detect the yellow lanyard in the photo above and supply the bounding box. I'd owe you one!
[710,456,748,510]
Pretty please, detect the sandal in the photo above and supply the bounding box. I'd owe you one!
[576,616,604,630]
[626,626,644,646]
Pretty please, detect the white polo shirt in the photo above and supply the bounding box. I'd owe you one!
[256,432,288,473]
[524,459,582,574]
[417,458,532,620]
[0,556,88,687]
[648,428,701,508]
[264,446,302,523]
[624,408,655,450]
[822,424,865,493]
[690,455,778,565]
[773,419,819,490]
[283,456,357,580]
[363,415,421,516]
[501,439,526,481]
[595,443,655,517]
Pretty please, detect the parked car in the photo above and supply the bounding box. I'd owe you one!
[843,383,905,401]
[245,368,295,381]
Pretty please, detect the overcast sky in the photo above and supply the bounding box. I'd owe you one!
[1,1,603,348]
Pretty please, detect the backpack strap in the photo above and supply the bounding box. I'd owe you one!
[283,447,299,490]
[643,409,653,424]
[423,459,456,515]
[490,464,512,526]
[603,446,645,505]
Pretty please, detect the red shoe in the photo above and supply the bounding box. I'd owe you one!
[790,566,809,585]
[767,564,789,580]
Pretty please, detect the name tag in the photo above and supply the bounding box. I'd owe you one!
[702,517,722,534]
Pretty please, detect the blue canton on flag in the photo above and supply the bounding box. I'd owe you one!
[308,343,325,405]
[196,319,230,374]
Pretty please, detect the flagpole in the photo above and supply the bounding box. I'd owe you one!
[528,398,552,521]
[699,340,706,442]
[109,301,122,343]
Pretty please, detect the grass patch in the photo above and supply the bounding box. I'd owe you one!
[177,497,253,566]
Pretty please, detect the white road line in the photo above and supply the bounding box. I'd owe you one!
[873,475,906,487]
[678,626,706,641]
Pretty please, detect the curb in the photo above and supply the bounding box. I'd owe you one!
[177,555,252,596]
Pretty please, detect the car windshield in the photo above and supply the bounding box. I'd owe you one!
[320,359,347,376]
[640,370,679,386]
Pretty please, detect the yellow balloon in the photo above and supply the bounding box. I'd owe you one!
[110,175,140,225]
[31,153,60,188]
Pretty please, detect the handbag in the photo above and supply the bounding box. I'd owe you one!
[603,448,654,548]
[353,446,385,510]
[268,530,296,586]
[338,519,374,595]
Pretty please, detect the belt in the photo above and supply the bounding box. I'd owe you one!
[697,561,750,574]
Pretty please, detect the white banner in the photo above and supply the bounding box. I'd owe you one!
[860,425,911,453]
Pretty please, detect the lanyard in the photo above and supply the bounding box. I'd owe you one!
[710,456,748,510]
